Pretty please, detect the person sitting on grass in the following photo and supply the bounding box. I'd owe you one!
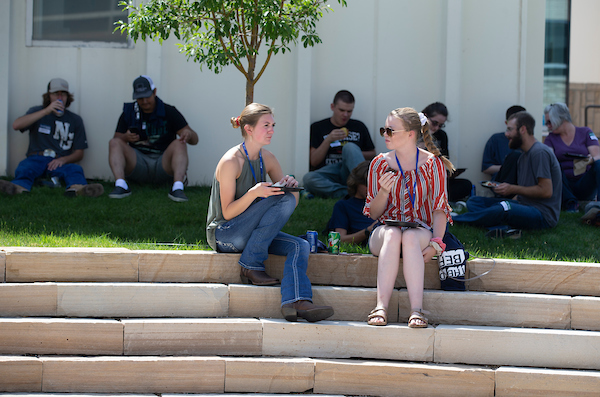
[205,103,334,323]
[108,75,199,202]
[453,111,562,234]
[2,78,103,198]
[543,102,600,212]
[326,160,378,245]
[364,107,453,328]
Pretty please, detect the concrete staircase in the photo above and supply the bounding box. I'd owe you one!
[1,247,600,396]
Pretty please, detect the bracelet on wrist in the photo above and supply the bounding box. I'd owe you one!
[429,237,446,256]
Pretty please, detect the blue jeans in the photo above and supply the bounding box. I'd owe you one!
[12,155,88,191]
[562,160,600,205]
[303,142,365,198]
[453,196,550,229]
[215,193,312,305]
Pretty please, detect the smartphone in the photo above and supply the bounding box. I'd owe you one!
[272,182,304,192]
[565,152,588,159]
[278,186,305,192]
[481,181,499,188]
[129,127,147,141]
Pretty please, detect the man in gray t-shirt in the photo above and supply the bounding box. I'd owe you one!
[1,78,103,197]
[454,111,562,230]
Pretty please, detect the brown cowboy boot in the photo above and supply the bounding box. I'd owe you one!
[281,300,334,322]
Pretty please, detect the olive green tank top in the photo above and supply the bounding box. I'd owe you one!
[206,150,264,250]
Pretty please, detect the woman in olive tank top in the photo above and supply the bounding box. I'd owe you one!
[205,103,333,323]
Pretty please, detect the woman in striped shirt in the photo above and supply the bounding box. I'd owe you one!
[364,107,454,327]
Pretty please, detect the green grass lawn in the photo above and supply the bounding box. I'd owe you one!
[1,180,598,262]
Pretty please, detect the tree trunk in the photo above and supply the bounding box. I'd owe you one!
[245,78,254,106]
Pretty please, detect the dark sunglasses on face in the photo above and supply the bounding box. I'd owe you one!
[430,120,445,128]
[379,127,406,137]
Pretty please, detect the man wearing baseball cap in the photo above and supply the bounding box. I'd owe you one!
[108,75,198,202]
[2,78,104,197]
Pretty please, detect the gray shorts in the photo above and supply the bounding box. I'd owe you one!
[126,149,173,185]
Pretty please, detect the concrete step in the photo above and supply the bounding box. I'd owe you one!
[0,395,347,397]
[3,247,600,297]
[434,324,600,370]
[2,318,600,371]
[2,355,600,396]
[0,247,440,288]
[3,282,598,331]
[467,257,600,296]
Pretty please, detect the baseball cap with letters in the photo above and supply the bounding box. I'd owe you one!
[48,78,70,93]
[132,75,156,99]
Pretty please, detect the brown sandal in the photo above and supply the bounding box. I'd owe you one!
[408,310,428,328]
[367,307,388,326]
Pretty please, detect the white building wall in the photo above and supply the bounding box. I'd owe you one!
[0,1,10,176]
[4,0,546,190]
[570,0,600,84]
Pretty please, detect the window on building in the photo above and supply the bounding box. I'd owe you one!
[543,0,570,110]
[28,0,129,47]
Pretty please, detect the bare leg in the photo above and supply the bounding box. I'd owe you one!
[161,140,188,182]
[368,226,403,324]
[108,138,137,180]
[401,228,432,326]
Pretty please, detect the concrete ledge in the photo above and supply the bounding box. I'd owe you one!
[571,296,600,331]
[0,356,42,392]
[0,318,123,355]
[496,366,600,396]
[0,251,5,283]
[123,319,262,356]
[398,290,571,329]
[138,251,241,283]
[467,258,600,295]
[0,395,155,397]
[4,247,138,282]
[228,284,399,323]
[224,357,314,393]
[313,359,495,397]
[261,319,433,361]
[434,325,600,370]
[0,283,57,317]
[41,357,225,393]
[57,283,228,318]
[266,253,441,289]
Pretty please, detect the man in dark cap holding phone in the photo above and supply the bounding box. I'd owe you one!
[108,75,198,202]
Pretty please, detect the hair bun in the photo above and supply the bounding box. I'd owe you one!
[230,116,241,129]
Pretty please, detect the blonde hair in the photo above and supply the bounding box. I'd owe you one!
[230,103,273,138]
[390,107,455,173]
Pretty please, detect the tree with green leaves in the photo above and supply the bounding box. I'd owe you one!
[117,0,346,105]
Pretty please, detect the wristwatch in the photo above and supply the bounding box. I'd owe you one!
[364,228,371,238]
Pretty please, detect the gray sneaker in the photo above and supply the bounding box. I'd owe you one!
[0,180,23,195]
[108,186,132,199]
[168,189,188,202]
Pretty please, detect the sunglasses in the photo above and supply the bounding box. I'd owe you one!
[379,127,406,137]
[429,120,445,128]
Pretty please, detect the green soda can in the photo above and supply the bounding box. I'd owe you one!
[328,231,340,254]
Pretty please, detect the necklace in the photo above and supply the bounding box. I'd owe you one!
[242,142,263,183]
[394,148,419,208]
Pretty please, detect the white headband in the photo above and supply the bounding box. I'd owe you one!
[418,112,428,126]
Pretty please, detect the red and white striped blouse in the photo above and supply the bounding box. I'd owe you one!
[363,152,452,228]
